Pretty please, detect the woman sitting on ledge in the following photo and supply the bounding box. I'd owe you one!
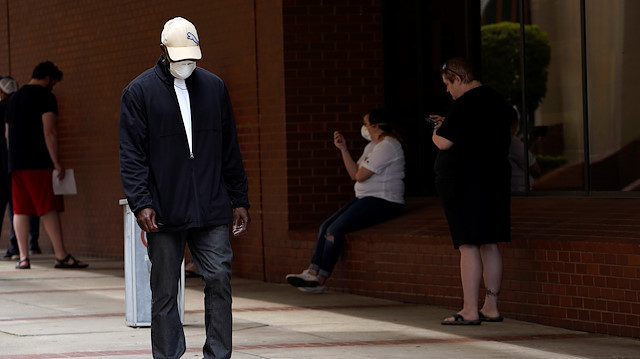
[286,108,405,293]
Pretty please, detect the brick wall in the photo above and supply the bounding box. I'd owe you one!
[235,1,287,280]
[504,197,640,338]
[1,0,386,270]
[275,197,640,339]
[0,1,272,268]
[282,0,385,228]
[0,0,8,76]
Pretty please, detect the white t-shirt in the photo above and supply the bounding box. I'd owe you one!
[354,136,405,204]
[174,78,193,156]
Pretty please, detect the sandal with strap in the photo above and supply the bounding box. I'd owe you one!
[441,313,481,326]
[15,258,30,269]
[479,310,504,322]
[54,254,88,269]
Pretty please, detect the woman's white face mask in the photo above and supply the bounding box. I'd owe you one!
[170,61,196,80]
[361,125,372,141]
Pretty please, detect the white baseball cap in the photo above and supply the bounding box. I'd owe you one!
[161,17,202,61]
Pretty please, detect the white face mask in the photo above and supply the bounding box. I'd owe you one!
[170,61,196,79]
[361,125,372,141]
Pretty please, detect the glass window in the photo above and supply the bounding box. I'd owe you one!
[482,0,640,194]
[585,0,640,192]
[527,0,585,192]
[480,0,586,192]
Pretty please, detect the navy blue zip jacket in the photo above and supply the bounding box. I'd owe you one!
[119,56,249,232]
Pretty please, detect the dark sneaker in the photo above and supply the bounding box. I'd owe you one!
[2,250,19,261]
[285,270,320,287]
[29,248,42,255]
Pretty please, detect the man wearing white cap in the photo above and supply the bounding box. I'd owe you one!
[119,17,250,359]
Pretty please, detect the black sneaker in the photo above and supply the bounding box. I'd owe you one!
[2,250,19,261]
[29,248,42,255]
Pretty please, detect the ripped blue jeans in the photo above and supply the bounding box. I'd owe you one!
[309,196,403,278]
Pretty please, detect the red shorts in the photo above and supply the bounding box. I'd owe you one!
[11,169,64,216]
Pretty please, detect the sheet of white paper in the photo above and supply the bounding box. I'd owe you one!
[52,169,77,195]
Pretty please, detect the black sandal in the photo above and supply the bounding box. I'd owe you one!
[15,258,30,269]
[479,311,504,322]
[54,254,88,269]
[441,313,481,325]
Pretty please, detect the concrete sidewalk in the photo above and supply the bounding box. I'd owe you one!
[1,254,639,359]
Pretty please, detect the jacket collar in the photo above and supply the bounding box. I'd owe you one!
[154,55,174,85]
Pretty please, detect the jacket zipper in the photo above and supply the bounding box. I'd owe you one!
[190,157,202,226]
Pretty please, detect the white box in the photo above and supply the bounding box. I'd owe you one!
[121,199,184,327]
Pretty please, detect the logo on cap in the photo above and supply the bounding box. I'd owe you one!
[187,32,199,46]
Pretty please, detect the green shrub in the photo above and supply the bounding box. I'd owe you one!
[481,21,551,115]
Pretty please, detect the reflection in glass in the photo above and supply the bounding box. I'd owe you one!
[585,0,640,191]
[527,0,585,191]
[482,0,640,193]
[481,0,585,192]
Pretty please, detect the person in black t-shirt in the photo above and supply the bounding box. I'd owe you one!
[5,61,87,270]
[430,57,511,326]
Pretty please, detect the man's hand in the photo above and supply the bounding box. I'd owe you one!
[232,207,250,236]
[54,164,66,180]
[136,208,158,233]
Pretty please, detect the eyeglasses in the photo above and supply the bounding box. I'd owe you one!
[441,62,463,78]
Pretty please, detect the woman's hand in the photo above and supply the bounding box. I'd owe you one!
[334,131,358,180]
[428,115,445,129]
[431,115,454,150]
[334,131,347,151]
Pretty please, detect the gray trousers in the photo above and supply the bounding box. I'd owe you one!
[147,225,232,359]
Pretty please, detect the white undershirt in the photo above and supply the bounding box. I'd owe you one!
[173,78,193,156]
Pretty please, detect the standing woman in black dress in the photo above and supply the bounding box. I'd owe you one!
[429,57,511,325]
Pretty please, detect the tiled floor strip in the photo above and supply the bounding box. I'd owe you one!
[0,333,603,359]
[0,304,403,322]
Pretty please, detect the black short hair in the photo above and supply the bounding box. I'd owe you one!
[368,108,395,134]
[368,108,389,125]
[32,61,63,81]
